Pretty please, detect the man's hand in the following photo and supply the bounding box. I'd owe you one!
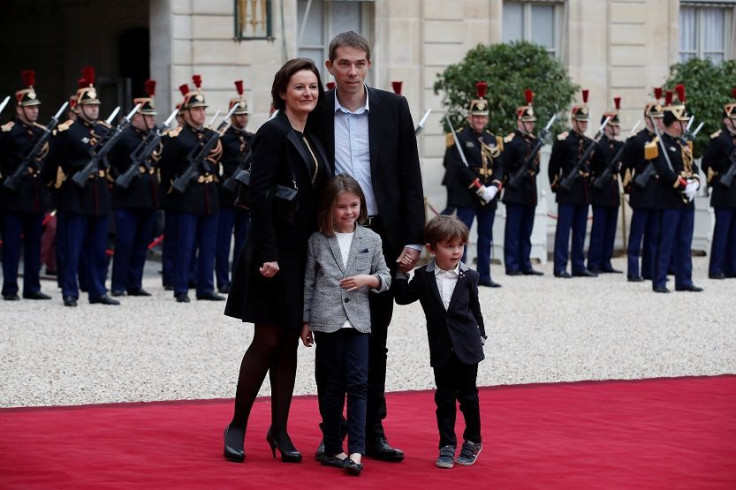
[300,323,313,347]
[397,247,421,273]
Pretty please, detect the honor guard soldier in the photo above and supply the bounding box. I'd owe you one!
[0,70,52,300]
[651,86,702,293]
[215,80,253,294]
[44,67,119,306]
[159,75,224,303]
[108,79,162,297]
[443,81,504,287]
[501,89,544,276]
[160,101,185,291]
[701,89,736,279]
[621,89,664,281]
[587,97,624,274]
[549,89,598,278]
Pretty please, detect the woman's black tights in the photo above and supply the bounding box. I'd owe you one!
[229,324,299,439]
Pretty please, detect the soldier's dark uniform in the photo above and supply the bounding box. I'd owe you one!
[501,95,543,275]
[621,99,663,281]
[548,91,597,278]
[701,101,736,279]
[444,82,504,287]
[652,88,702,293]
[44,68,119,306]
[587,103,624,274]
[108,81,162,296]
[215,81,253,294]
[159,79,223,302]
[0,70,51,300]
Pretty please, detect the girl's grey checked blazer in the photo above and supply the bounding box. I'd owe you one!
[303,225,391,333]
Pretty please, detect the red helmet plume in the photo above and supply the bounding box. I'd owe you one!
[732,87,736,99]
[192,74,202,90]
[582,89,589,104]
[674,84,686,103]
[82,67,95,86]
[234,80,244,96]
[476,81,488,99]
[21,70,35,88]
[613,97,621,110]
[524,89,533,105]
[654,87,663,100]
[77,78,88,89]
[179,84,190,97]
[391,81,403,95]
[665,90,673,106]
[144,79,156,97]
[326,81,336,90]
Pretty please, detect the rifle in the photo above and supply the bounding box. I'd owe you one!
[444,115,487,206]
[4,101,68,191]
[719,147,736,188]
[0,96,10,117]
[559,117,610,192]
[172,104,238,193]
[507,113,557,189]
[592,120,640,190]
[115,109,178,190]
[415,109,431,135]
[71,104,141,188]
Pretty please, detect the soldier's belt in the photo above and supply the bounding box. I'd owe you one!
[474,167,494,177]
[86,169,107,179]
[197,174,216,183]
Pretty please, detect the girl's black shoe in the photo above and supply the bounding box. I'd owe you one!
[266,428,302,462]
[344,458,363,476]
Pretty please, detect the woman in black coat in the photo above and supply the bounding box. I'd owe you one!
[222,59,330,463]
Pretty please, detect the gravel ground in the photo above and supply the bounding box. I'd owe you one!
[1,256,734,408]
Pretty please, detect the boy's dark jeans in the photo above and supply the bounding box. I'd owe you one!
[433,354,481,448]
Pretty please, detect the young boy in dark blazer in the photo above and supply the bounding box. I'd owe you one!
[394,215,487,469]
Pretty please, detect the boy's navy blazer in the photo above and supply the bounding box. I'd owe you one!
[394,261,486,367]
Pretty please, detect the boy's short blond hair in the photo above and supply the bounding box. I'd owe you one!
[424,215,469,247]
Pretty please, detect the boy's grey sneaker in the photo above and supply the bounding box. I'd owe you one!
[455,440,482,466]
[435,445,456,469]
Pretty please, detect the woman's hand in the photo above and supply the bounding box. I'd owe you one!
[260,261,279,278]
[300,323,313,347]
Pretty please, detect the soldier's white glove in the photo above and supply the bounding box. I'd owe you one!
[477,185,498,203]
[684,182,698,201]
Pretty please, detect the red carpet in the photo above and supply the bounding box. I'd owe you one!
[1,376,735,489]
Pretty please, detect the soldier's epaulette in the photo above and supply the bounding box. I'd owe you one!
[166,126,183,138]
[504,132,515,144]
[495,135,504,151]
[33,122,47,130]
[557,131,569,141]
[445,132,455,147]
[711,129,722,139]
[644,139,659,160]
[1,121,14,132]
[54,120,72,134]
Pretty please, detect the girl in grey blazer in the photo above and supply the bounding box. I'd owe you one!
[301,175,390,476]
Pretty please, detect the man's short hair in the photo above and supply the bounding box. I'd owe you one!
[424,215,469,247]
[328,31,371,62]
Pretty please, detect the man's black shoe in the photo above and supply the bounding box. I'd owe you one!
[601,267,623,273]
[709,273,725,280]
[573,270,598,277]
[3,294,20,301]
[218,285,231,294]
[478,280,501,288]
[675,284,703,292]
[366,437,404,462]
[523,269,544,276]
[127,289,152,296]
[63,295,78,307]
[653,286,670,293]
[627,276,645,282]
[554,271,572,278]
[111,290,126,297]
[23,291,52,300]
[197,292,225,301]
[163,284,174,291]
[506,270,522,276]
[90,295,120,305]
[176,294,191,303]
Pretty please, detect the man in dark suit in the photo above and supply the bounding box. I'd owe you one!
[313,30,425,461]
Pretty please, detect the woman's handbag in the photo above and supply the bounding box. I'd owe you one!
[233,167,298,210]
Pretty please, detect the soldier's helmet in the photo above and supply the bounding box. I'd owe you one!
[662,84,690,125]
[15,70,41,107]
[516,89,537,122]
[723,88,736,119]
[601,97,621,126]
[134,79,158,116]
[469,81,490,116]
[644,87,664,119]
[391,81,403,95]
[180,75,208,109]
[76,67,101,106]
[571,89,590,121]
[229,80,250,115]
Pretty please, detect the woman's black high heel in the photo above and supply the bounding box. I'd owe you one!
[223,426,245,462]
[266,428,302,462]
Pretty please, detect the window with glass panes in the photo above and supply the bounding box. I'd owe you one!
[502,1,564,57]
[297,0,374,81]
[679,1,735,63]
